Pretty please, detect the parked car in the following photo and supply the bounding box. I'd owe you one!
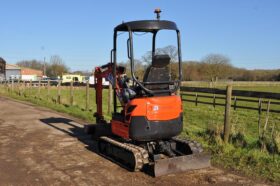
[42,77,59,86]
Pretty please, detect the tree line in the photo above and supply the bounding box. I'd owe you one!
[15,47,280,81]
[16,55,69,77]
[182,58,280,81]
[121,45,280,82]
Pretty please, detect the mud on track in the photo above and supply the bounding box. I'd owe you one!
[0,96,270,185]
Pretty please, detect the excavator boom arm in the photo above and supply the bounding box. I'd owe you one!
[93,63,125,123]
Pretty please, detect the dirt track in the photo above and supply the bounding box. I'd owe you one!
[0,96,270,186]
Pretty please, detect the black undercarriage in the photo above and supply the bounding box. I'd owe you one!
[84,123,210,177]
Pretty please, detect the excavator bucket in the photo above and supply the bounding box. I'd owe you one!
[153,153,211,177]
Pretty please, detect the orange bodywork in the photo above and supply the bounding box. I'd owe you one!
[111,95,182,139]
[129,95,182,121]
[111,120,129,139]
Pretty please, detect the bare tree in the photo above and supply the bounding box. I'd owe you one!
[141,45,179,79]
[183,61,204,81]
[157,45,178,62]
[119,59,146,80]
[142,51,152,64]
[17,59,45,71]
[142,45,178,63]
[46,55,69,77]
[201,54,232,81]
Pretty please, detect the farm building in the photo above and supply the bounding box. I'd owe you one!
[6,64,21,80]
[21,68,43,81]
[0,57,6,81]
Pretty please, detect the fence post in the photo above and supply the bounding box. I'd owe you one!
[19,79,21,95]
[195,93,198,106]
[263,100,271,133]
[15,79,19,95]
[18,79,22,96]
[29,80,32,96]
[258,98,262,139]
[47,80,50,100]
[57,80,61,104]
[224,84,232,143]
[176,87,181,97]
[70,81,74,106]
[233,96,237,110]
[22,81,25,96]
[38,79,41,98]
[213,94,216,108]
[11,79,14,92]
[107,84,112,114]
[6,80,9,92]
[85,80,90,111]
[4,80,7,91]
[261,100,271,151]
[16,79,19,95]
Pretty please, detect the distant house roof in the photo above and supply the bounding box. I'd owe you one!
[6,64,21,70]
[21,67,43,76]
[5,64,43,76]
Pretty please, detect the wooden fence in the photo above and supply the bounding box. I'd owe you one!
[181,85,280,142]
[0,80,113,114]
[1,80,279,143]
[181,81,280,88]
[181,86,280,113]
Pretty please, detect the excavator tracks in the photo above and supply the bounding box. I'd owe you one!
[172,137,204,154]
[98,136,149,171]
[97,136,210,177]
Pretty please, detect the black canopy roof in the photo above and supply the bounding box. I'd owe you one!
[114,20,178,32]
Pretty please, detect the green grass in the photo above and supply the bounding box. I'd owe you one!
[181,92,280,182]
[0,83,280,182]
[233,86,280,93]
[0,85,112,122]
[182,81,280,93]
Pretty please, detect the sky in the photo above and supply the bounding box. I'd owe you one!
[1,0,280,71]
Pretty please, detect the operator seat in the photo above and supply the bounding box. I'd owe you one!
[143,54,171,91]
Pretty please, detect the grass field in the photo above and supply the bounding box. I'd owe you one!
[0,83,280,182]
[182,81,280,93]
[180,83,280,182]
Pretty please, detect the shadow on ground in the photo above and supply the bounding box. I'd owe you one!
[39,117,155,176]
[40,117,99,153]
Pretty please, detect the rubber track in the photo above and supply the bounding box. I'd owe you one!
[172,137,204,154]
[99,136,149,171]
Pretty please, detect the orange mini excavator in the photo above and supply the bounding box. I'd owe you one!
[86,9,210,176]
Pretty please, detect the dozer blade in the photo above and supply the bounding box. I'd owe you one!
[153,153,211,177]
